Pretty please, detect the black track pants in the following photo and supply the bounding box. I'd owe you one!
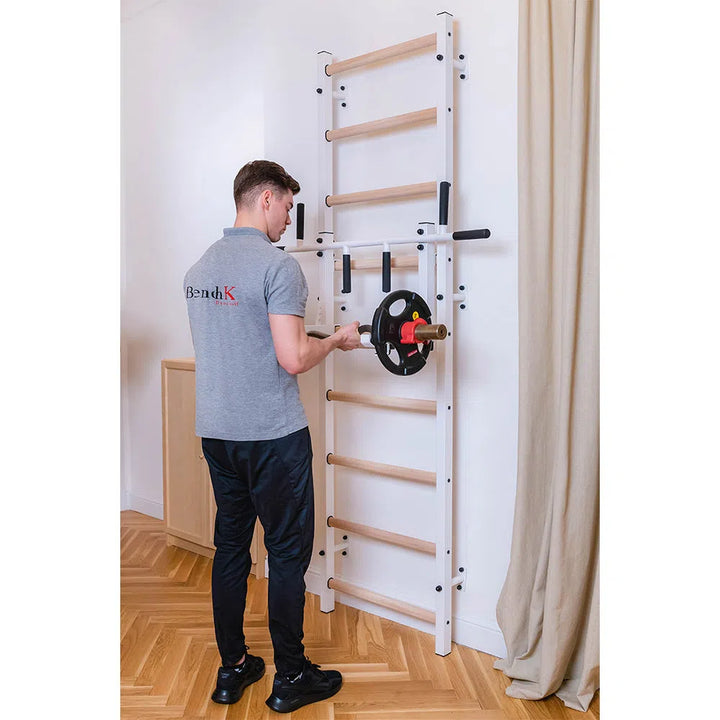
[201,427,315,675]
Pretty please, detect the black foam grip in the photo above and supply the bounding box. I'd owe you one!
[296,203,304,240]
[382,251,391,293]
[439,181,451,226]
[342,254,351,294]
[452,228,491,240]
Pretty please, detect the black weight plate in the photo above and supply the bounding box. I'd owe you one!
[370,290,433,376]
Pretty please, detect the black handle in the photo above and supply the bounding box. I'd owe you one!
[296,203,304,240]
[342,253,351,293]
[452,228,491,240]
[382,251,391,293]
[439,181,451,226]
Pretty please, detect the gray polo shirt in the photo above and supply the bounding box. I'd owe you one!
[184,227,308,441]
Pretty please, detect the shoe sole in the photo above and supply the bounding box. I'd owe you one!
[211,664,266,705]
[265,682,342,713]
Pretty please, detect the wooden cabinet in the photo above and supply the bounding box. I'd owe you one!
[161,358,265,577]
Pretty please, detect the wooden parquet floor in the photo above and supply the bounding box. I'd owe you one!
[121,511,599,719]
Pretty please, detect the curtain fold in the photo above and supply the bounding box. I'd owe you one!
[494,0,599,712]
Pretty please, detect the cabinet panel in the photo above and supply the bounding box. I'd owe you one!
[162,365,210,546]
[162,359,265,576]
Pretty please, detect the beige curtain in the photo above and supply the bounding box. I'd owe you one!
[494,0,599,712]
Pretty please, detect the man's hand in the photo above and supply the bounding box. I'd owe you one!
[333,321,362,351]
[270,314,362,374]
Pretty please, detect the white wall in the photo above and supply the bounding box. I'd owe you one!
[121,0,264,514]
[122,0,518,657]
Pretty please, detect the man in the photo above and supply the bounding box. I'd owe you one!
[184,160,361,713]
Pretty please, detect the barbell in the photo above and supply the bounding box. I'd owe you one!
[308,289,446,376]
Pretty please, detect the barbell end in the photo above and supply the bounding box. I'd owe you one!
[414,323,448,341]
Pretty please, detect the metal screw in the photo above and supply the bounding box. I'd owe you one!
[437,294,444,300]
[417,228,424,235]
[341,102,346,107]
[342,551,347,556]
[317,251,324,257]
[417,244,425,250]
[436,54,444,61]
[460,303,466,309]
[436,585,442,592]
[340,85,345,90]
[319,550,325,556]
[460,74,466,80]
[340,305,346,311]
[448,107,452,112]
[459,54,465,60]
[459,567,465,573]
[447,478,451,483]
[459,284,465,290]
[343,535,348,541]
[457,585,463,591]
[316,237,323,243]
[316,88,322,93]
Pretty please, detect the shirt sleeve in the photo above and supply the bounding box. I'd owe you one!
[265,256,308,317]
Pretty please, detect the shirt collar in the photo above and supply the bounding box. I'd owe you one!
[222,227,272,244]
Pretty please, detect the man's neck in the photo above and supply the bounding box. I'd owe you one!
[233,211,267,234]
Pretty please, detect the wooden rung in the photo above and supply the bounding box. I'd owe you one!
[327,182,436,207]
[328,453,435,485]
[325,34,436,76]
[327,108,436,142]
[328,516,435,555]
[327,390,436,413]
[334,255,418,271]
[329,577,435,624]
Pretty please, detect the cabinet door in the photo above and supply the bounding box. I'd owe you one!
[162,365,211,546]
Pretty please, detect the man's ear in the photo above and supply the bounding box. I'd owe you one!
[261,188,272,209]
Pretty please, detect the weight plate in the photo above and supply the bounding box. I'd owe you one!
[370,290,433,376]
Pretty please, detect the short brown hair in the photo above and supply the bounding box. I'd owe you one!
[233,160,300,209]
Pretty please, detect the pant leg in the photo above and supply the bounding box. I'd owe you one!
[202,437,257,667]
[250,427,315,676]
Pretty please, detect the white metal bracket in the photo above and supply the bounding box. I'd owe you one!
[454,282,468,310]
[454,53,468,80]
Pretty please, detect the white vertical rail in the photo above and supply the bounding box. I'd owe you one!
[317,50,336,614]
[417,222,436,312]
[434,11,455,656]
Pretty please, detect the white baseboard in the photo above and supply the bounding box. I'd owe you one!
[304,567,506,658]
[127,494,164,520]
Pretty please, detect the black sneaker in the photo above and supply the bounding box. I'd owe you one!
[211,652,266,704]
[265,658,342,713]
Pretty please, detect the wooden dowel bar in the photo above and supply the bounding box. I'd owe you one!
[328,516,435,555]
[325,34,436,76]
[327,453,435,485]
[327,390,436,413]
[328,578,435,624]
[326,181,436,208]
[334,255,418,271]
[327,108,436,142]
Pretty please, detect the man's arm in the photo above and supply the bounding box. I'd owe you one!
[269,314,362,375]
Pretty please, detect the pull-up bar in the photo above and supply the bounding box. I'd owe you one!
[286,228,491,254]
[325,33,436,76]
